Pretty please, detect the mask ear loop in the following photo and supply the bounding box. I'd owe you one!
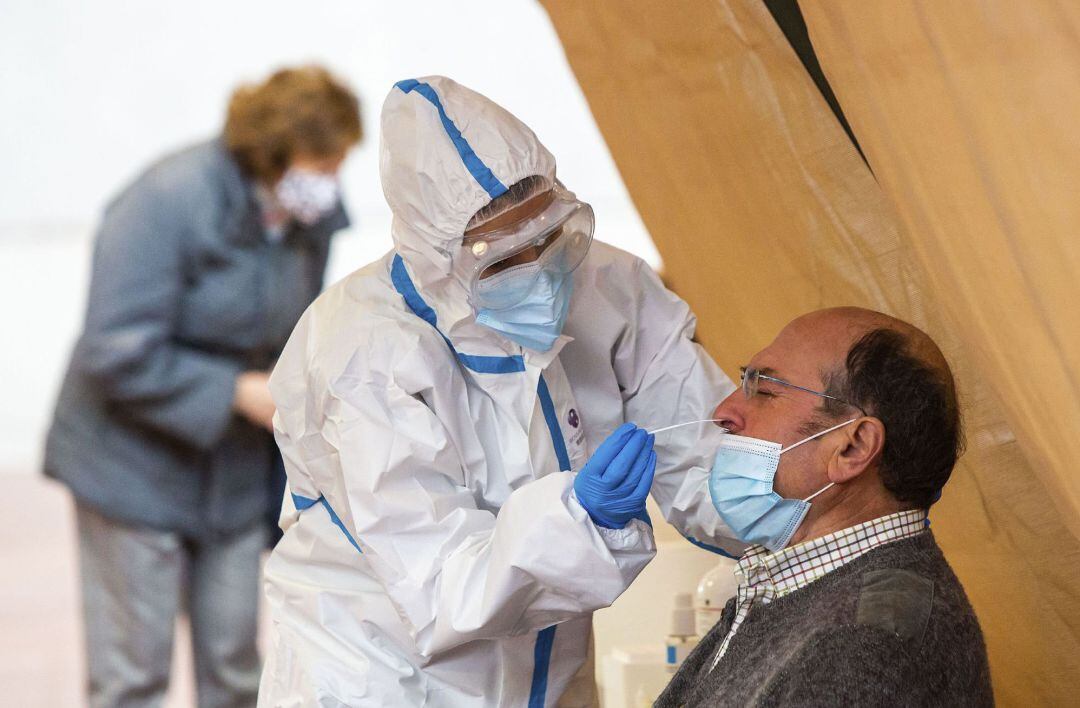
[779,417,859,503]
[803,482,835,503]
[648,419,729,435]
[779,418,858,454]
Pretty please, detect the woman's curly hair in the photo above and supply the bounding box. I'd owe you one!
[225,65,362,183]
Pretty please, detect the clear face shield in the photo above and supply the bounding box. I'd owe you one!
[458,182,595,311]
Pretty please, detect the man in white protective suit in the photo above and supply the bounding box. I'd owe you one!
[259,76,740,707]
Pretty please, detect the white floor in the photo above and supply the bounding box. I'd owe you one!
[0,473,243,708]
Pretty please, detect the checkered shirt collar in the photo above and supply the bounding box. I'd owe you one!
[734,509,928,599]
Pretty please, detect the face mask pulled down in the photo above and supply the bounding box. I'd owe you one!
[709,419,857,552]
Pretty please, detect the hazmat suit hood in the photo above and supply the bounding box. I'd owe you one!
[380,76,557,339]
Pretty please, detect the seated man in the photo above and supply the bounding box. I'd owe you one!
[657,307,992,707]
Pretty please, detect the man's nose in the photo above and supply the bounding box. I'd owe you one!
[713,390,746,433]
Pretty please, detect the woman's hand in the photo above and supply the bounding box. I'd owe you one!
[573,423,657,529]
[233,370,276,432]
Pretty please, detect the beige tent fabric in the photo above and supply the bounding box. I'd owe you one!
[799,0,1080,548]
[540,0,1080,704]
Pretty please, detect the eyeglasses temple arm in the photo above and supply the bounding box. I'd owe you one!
[758,374,867,415]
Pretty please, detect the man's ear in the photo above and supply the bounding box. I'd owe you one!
[827,417,885,484]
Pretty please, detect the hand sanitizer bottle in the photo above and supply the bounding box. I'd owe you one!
[665,592,698,674]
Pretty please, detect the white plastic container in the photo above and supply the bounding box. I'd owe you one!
[694,560,739,638]
[664,592,698,673]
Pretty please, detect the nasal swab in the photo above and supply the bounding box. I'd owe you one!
[647,419,728,435]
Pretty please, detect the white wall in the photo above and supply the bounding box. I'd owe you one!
[0,0,657,474]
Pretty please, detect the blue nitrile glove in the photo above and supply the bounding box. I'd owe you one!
[573,423,657,529]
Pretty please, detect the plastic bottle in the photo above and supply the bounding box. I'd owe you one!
[664,592,698,673]
[694,561,738,638]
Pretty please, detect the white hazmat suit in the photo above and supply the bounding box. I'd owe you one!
[259,76,739,707]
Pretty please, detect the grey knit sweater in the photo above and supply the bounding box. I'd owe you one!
[655,531,992,707]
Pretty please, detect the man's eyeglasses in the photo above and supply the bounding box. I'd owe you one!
[739,366,867,416]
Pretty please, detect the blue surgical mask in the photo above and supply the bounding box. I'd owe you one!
[474,266,573,352]
[708,418,857,551]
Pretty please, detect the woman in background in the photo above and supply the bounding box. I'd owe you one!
[44,65,361,708]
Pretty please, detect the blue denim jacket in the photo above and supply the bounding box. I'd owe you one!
[45,139,349,538]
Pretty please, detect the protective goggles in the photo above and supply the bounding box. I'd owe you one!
[460,184,595,311]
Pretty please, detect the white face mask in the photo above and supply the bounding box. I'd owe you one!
[275,168,340,226]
